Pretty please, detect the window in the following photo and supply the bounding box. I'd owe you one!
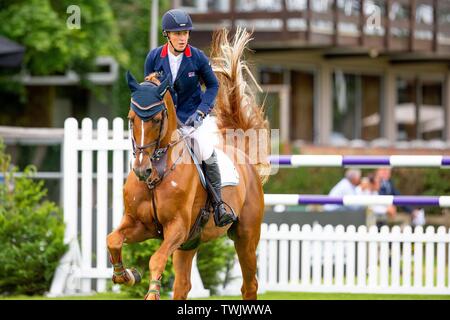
[396,77,444,141]
[259,67,290,144]
[260,68,284,85]
[262,93,281,131]
[259,68,283,130]
[290,70,315,142]
[332,72,382,141]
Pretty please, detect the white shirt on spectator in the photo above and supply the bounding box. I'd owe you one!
[324,178,361,211]
[355,187,387,216]
[168,49,183,82]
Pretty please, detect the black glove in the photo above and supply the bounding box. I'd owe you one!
[184,110,205,128]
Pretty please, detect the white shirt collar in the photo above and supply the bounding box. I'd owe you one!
[168,49,183,81]
[168,49,183,61]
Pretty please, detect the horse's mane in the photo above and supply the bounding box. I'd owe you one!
[145,73,161,85]
[210,27,270,185]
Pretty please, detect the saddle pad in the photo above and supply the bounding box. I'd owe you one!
[215,148,240,187]
[184,142,239,189]
[203,115,239,187]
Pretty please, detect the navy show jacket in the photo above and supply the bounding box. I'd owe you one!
[144,43,219,123]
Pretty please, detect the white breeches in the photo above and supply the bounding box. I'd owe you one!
[180,115,216,161]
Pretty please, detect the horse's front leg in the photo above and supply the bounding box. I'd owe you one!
[145,220,187,300]
[107,215,151,286]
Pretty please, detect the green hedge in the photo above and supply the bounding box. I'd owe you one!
[196,236,236,294]
[0,140,66,295]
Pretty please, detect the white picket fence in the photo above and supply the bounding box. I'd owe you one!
[255,223,450,294]
[50,117,450,297]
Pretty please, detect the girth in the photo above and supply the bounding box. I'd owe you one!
[146,140,212,250]
[149,180,212,250]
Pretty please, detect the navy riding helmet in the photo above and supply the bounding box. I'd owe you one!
[161,9,193,32]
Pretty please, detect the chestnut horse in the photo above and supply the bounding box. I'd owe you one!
[106,28,270,300]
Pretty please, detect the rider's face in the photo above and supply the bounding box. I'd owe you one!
[167,31,190,52]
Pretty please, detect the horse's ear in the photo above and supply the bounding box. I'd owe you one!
[126,71,140,93]
[158,76,170,98]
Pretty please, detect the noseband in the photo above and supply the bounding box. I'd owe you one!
[129,107,168,163]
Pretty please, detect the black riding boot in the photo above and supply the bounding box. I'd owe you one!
[204,151,237,227]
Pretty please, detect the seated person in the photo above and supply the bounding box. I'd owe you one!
[324,168,362,211]
[375,168,418,228]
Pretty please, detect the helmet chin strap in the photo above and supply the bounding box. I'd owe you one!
[168,38,186,53]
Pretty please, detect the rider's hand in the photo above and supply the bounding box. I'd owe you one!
[185,110,205,128]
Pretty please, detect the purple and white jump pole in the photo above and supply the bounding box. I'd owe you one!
[264,194,450,207]
[269,155,450,167]
[266,155,450,207]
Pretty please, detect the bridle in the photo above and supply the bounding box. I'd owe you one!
[129,81,196,189]
[129,107,168,163]
[129,78,173,164]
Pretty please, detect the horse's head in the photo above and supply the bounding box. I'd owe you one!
[126,71,171,181]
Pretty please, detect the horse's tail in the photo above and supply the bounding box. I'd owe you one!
[210,27,270,185]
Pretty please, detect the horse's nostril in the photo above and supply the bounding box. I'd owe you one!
[145,168,152,177]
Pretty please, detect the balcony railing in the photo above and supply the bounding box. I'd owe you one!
[174,0,450,53]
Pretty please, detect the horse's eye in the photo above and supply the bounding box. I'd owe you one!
[152,118,161,124]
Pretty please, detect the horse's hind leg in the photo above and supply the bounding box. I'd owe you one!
[172,249,198,300]
[231,191,264,300]
[232,214,262,300]
[234,234,259,300]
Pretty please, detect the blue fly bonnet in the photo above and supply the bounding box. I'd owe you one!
[126,71,170,121]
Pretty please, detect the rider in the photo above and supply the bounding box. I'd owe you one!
[144,8,236,227]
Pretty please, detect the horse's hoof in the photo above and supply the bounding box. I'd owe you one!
[124,268,141,286]
[130,268,142,284]
[144,291,160,300]
[112,274,125,285]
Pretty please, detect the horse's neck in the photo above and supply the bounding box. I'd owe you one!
[157,101,182,172]
[159,98,178,147]
[159,121,178,148]
[158,96,197,183]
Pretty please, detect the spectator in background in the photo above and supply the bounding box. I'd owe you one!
[356,172,392,227]
[375,168,421,228]
[324,168,362,211]
[355,175,377,195]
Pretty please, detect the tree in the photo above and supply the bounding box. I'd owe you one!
[0,0,128,126]
[0,0,127,76]
[110,0,170,118]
